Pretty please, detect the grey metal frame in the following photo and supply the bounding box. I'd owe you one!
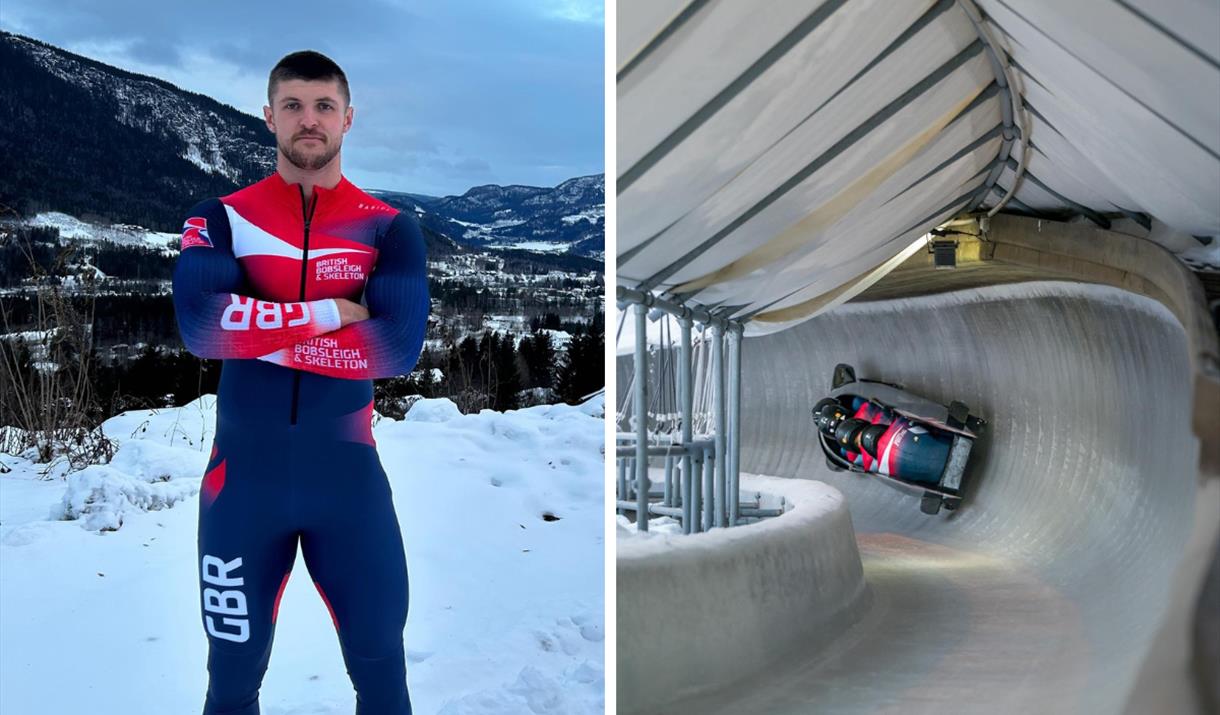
[727,325,743,526]
[616,286,763,534]
[956,0,1030,217]
[633,302,650,531]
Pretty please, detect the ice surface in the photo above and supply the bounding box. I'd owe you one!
[624,281,1213,714]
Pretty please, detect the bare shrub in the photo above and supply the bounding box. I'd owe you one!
[0,205,116,471]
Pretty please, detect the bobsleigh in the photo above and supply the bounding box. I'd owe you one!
[812,363,986,515]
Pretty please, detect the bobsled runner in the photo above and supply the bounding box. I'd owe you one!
[812,363,986,515]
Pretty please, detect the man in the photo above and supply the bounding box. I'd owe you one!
[172,50,428,715]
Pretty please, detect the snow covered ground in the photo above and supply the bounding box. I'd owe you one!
[27,211,179,253]
[560,207,604,226]
[0,396,605,714]
[614,514,683,539]
[500,241,569,253]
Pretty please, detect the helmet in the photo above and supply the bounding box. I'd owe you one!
[812,397,849,436]
[834,418,868,448]
[833,418,888,458]
[858,422,889,457]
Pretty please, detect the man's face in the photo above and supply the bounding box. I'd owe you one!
[263,78,353,171]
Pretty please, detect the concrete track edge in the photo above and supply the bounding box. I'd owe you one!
[617,476,866,714]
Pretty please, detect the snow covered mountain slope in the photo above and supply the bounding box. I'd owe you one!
[373,175,605,257]
[3,31,274,185]
[0,31,274,232]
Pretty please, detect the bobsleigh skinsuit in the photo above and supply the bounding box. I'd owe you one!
[817,396,953,486]
[172,172,429,715]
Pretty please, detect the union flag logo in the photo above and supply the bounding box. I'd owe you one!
[181,217,213,249]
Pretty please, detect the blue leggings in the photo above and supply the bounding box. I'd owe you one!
[197,424,411,714]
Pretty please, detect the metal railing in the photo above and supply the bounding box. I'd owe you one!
[616,286,784,533]
[615,438,785,534]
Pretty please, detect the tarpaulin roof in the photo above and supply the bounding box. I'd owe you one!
[616,0,1220,332]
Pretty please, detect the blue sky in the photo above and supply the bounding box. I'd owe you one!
[0,0,604,197]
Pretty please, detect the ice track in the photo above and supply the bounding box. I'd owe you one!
[643,281,1217,714]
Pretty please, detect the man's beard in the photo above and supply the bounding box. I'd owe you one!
[278,135,341,171]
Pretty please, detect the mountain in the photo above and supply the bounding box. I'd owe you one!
[0,31,601,258]
[371,175,605,258]
[0,32,275,230]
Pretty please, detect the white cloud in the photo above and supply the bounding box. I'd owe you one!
[539,0,604,24]
[0,12,36,35]
[63,39,269,117]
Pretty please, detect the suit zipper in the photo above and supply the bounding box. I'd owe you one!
[289,187,318,426]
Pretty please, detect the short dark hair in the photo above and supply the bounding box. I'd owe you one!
[268,50,350,106]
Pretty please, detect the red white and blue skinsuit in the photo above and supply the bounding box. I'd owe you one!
[838,397,952,486]
[172,172,429,715]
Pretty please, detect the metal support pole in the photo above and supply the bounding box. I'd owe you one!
[616,443,713,459]
[663,457,674,507]
[690,451,703,534]
[615,501,685,518]
[738,507,785,518]
[702,446,714,531]
[711,323,727,528]
[727,326,742,526]
[633,302,650,531]
[679,457,689,533]
[679,315,694,534]
[617,458,627,515]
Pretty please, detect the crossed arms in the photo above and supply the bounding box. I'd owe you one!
[172,199,430,380]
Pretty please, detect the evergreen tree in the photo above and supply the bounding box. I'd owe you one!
[521,329,557,390]
[530,312,562,331]
[491,332,522,411]
[556,330,604,405]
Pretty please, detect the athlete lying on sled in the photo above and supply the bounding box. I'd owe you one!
[811,363,986,515]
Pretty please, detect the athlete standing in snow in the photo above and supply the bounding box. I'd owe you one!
[172,51,429,714]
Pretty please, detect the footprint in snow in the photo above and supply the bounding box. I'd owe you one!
[407,648,434,663]
[569,612,604,642]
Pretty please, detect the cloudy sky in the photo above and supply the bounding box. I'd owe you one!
[0,0,604,197]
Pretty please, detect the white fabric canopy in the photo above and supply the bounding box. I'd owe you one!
[617,0,1220,333]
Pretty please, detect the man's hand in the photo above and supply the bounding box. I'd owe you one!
[334,298,369,327]
[256,298,369,368]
